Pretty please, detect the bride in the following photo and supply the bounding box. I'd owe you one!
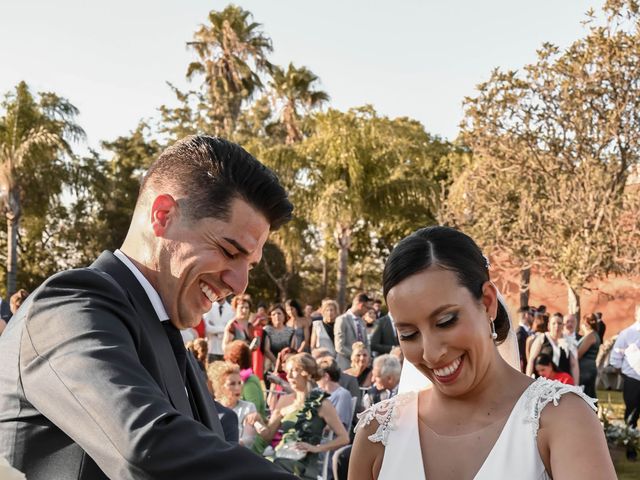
[349,226,615,480]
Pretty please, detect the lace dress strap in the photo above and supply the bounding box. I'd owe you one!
[524,377,597,436]
[354,391,416,446]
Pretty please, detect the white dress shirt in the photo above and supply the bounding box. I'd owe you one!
[204,300,234,355]
[114,249,169,321]
[114,250,192,397]
[610,321,640,381]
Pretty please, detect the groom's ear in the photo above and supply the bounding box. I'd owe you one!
[480,281,498,319]
[150,194,179,238]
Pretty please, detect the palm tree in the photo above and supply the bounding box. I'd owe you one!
[302,107,438,309]
[269,63,329,144]
[186,5,273,137]
[0,82,84,296]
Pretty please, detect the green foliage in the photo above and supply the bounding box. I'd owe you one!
[269,63,329,144]
[0,5,464,307]
[0,81,85,295]
[184,4,273,137]
[447,0,640,314]
[298,106,454,307]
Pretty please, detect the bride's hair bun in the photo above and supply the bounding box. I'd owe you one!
[383,226,510,344]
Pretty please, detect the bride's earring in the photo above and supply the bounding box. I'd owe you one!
[490,317,498,342]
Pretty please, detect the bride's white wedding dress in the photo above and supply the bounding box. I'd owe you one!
[355,377,596,479]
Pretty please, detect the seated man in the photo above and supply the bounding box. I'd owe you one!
[362,354,402,409]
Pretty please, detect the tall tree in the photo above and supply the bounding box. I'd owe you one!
[301,106,440,309]
[269,63,329,144]
[186,4,272,137]
[452,0,640,316]
[0,82,84,296]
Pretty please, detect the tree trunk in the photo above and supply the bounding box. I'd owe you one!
[567,284,581,321]
[322,253,328,298]
[7,214,18,298]
[261,259,287,302]
[335,225,351,312]
[519,266,531,308]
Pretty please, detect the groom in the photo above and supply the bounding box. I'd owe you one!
[0,136,297,480]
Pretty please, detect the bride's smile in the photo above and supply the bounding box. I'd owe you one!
[432,354,463,383]
[387,267,500,396]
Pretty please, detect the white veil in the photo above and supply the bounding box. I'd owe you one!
[396,288,521,394]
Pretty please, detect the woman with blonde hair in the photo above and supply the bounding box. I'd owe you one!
[251,353,349,479]
[344,341,372,388]
[310,298,338,355]
[208,361,259,448]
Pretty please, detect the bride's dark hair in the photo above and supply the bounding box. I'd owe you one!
[382,226,510,343]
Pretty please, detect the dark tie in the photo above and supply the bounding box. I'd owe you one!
[162,320,187,383]
[355,318,364,342]
[218,304,224,316]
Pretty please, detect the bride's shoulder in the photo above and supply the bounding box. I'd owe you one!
[354,390,417,446]
[523,377,597,436]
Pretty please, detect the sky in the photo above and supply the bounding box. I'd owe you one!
[0,0,596,152]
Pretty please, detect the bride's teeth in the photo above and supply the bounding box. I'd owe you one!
[434,357,461,377]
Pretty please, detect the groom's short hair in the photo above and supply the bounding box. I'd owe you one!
[138,135,293,230]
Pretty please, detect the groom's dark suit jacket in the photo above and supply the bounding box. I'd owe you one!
[0,251,295,480]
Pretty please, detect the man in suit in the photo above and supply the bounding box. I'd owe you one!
[515,306,534,372]
[0,136,297,480]
[334,292,372,370]
[370,314,399,356]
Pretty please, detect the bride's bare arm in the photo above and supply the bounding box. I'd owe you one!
[348,419,385,480]
[537,394,616,479]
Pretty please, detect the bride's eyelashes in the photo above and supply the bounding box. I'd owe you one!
[398,312,459,340]
[435,312,459,328]
[398,330,418,341]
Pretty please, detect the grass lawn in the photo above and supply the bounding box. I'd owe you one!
[597,389,639,479]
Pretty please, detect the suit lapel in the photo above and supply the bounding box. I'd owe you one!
[91,251,193,418]
[346,312,358,338]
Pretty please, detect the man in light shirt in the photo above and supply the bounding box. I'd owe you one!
[563,313,579,356]
[204,298,234,361]
[609,304,640,459]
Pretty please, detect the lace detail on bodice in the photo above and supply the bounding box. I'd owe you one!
[524,377,597,436]
[354,391,417,446]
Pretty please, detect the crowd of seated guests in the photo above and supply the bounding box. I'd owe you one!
[182,293,620,479]
[266,353,348,478]
[185,293,622,478]
[179,292,403,479]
